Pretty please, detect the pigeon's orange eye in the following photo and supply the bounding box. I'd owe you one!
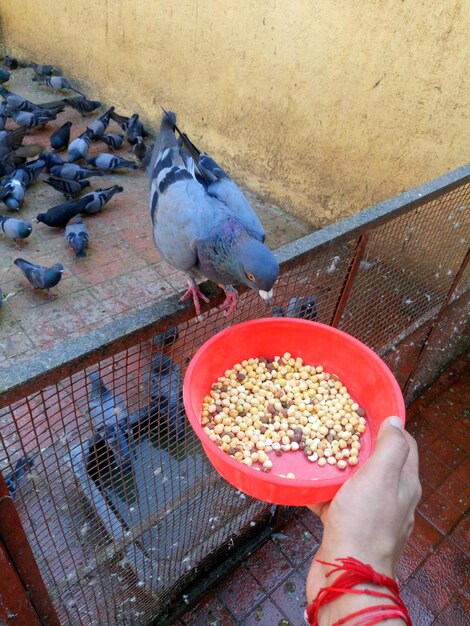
[246,272,255,282]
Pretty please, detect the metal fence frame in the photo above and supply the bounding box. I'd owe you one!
[0,163,469,625]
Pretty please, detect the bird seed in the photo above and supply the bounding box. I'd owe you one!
[201,353,366,475]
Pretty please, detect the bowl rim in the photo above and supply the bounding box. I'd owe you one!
[183,318,405,491]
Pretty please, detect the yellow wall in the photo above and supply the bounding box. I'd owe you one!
[1,1,468,226]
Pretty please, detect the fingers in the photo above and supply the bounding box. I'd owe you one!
[366,416,410,480]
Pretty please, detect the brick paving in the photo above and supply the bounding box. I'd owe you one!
[178,355,469,625]
[0,68,312,371]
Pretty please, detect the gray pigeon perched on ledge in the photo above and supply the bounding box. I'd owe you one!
[0,215,33,248]
[14,258,63,297]
[147,110,279,316]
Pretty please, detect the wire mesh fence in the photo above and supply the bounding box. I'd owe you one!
[0,165,469,625]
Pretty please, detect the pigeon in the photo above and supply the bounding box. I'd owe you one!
[1,87,58,114]
[44,176,91,198]
[67,128,93,162]
[4,456,35,495]
[98,133,124,150]
[49,162,105,181]
[110,110,149,143]
[87,106,114,138]
[272,294,319,321]
[148,111,279,315]
[14,258,63,296]
[10,108,58,130]
[33,75,80,93]
[87,153,138,172]
[12,155,47,187]
[145,352,186,441]
[88,372,132,469]
[0,101,7,130]
[0,144,44,177]
[50,120,72,150]
[29,61,54,76]
[0,127,27,150]
[0,177,26,211]
[0,215,32,248]
[63,96,102,116]
[132,136,148,161]
[2,56,18,70]
[152,326,179,349]
[80,185,124,214]
[37,197,89,228]
[65,216,89,257]
[0,68,10,83]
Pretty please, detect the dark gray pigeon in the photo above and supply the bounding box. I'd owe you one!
[272,294,319,322]
[147,111,279,316]
[5,456,35,495]
[14,258,63,297]
[88,372,132,469]
[0,68,10,84]
[0,215,33,248]
[132,136,147,161]
[50,120,72,150]
[87,106,114,138]
[80,185,124,214]
[87,153,138,172]
[44,176,90,199]
[98,133,124,150]
[110,110,149,143]
[37,197,89,228]
[67,128,93,162]
[63,97,101,116]
[0,101,7,130]
[2,56,18,70]
[144,351,186,442]
[65,216,89,257]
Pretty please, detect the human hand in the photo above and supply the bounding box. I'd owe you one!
[306,416,421,603]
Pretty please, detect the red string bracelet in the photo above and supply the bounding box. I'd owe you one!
[305,557,412,626]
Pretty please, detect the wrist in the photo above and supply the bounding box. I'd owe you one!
[306,556,410,626]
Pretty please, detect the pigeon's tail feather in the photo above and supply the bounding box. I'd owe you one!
[154,110,178,154]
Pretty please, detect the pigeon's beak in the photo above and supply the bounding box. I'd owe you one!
[259,289,274,307]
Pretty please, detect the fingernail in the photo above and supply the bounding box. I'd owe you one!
[387,416,404,430]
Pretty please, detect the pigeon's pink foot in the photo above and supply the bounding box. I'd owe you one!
[180,281,209,316]
[46,289,58,299]
[219,285,238,316]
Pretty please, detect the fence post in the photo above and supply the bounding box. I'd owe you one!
[330,235,369,327]
[0,475,61,626]
[403,246,470,398]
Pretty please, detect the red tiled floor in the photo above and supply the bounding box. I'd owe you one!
[437,592,470,626]
[240,599,286,626]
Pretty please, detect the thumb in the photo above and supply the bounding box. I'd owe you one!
[366,416,410,480]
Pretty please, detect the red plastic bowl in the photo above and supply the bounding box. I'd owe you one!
[183,318,405,505]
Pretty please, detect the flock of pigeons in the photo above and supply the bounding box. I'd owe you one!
[0,55,151,307]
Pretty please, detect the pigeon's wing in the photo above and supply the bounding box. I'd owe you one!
[199,154,265,241]
[17,260,45,288]
[176,129,265,242]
